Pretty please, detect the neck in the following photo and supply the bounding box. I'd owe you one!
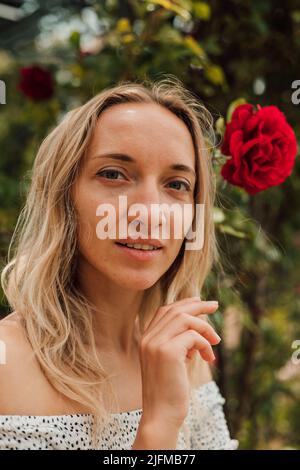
[76,256,144,359]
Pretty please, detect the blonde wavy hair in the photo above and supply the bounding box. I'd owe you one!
[1,75,218,445]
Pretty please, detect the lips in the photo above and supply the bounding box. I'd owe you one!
[116,242,162,251]
[115,241,163,261]
[115,238,163,249]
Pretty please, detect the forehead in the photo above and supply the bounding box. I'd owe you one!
[88,102,195,164]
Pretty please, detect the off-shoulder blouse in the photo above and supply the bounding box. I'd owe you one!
[0,380,239,450]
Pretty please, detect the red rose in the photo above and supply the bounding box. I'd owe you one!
[18,65,54,101]
[221,103,298,194]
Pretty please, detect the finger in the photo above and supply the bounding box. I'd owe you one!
[145,297,218,333]
[144,296,202,332]
[168,329,216,363]
[147,315,221,349]
[144,300,219,341]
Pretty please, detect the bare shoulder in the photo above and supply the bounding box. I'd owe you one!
[0,312,87,415]
[0,312,35,360]
[0,312,40,412]
[0,312,60,415]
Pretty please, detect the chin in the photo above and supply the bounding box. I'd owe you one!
[112,272,161,291]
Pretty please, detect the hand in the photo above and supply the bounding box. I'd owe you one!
[138,296,221,429]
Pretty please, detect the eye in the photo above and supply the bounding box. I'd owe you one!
[167,180,191,192]
[97,169,126,180]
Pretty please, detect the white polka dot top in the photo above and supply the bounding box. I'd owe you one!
[0,380,239,450]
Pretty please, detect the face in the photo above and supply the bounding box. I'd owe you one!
[72,102,196,291]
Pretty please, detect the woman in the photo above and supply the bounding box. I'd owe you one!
[0,77,239,450]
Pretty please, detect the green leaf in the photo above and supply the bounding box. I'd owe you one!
[69,31,80,49]
[204,64,225,85]
[147,0,191,20]
[218,224,247,238]
[226,98,247,122]
[183,35,206,58]
[215,116,225,135]
[213,207,226,224]
[291,10,300,23]
[254,230,282,262]
[116,18,131,33]
[193,2,211,21]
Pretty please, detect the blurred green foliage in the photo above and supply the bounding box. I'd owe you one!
[0,0,299,449]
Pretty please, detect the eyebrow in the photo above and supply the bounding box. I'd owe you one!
[91,153,196,178]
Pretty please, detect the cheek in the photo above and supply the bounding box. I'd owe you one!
[163,205,194,241]
[74,183,102,241]
[77,223,112,274]
[163,239,185,268]
[75,198,107,260]
[77,217,94,249]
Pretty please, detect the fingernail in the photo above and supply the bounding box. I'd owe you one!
[216,334,222,341]
[207,301,219,306]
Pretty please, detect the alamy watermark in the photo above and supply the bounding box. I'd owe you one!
[95,196,205,250]
[0,80,6,104]
[291,339,300,365]
[291,80,300,105]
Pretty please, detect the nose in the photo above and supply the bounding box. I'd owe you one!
[127,178,165,237]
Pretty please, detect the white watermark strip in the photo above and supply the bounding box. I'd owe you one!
[0,80,6,105]
[95,196,205,250]
[291,80,300,105]
[291,339,300,365]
